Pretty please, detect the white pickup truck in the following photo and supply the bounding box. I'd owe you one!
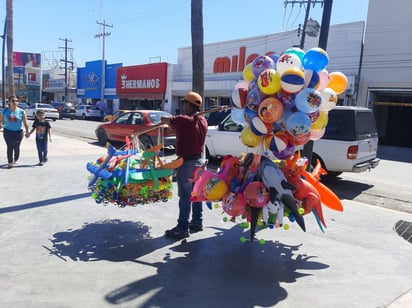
[205,106,380,178]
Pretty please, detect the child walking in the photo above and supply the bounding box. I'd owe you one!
[26,110,52,166]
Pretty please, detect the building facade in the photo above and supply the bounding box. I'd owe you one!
[359,0,412,147]
[169,21,364,115]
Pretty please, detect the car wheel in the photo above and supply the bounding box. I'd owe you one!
[97,129,108,146]
[139,135,153,149]
[82,114,86,120]
[70,116,75,120]
[52,118,57,121]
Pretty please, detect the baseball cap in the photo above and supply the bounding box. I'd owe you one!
[182,91,202,107]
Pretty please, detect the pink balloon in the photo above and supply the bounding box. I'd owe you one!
[317,69,330,91]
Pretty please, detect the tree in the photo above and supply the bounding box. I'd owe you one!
[6,0,14,98]
[191,0,204,110]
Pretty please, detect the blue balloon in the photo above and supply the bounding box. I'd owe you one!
[285,111,311,136]
[231,108,246,125]
[302,48,329,71]
[243,107,258,124]
[294,87,322,113]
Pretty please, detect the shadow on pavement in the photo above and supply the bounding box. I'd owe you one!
[44,219,329,307]
[0,192,91,214]
[105,226,329,307]
[321,177,374,200]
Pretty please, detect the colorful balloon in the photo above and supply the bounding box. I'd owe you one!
[258,69,281,95]
[258,97,284,123]
[231,108,246,125]
[276,53,302,75]
[317,69,330,91]
[243,106,258,124]
[246,87,264,111]
[310,128,326,140]
[304,69,320,89]
[231,87,248,109]
[294,87,322,113]
[240,126,263,147]
[285,111,311,137]
[283,47,305,62]
[243,63,255,82]
[302,48,329,71]
[244,181,269,208]
[222,192,247,216]
[280,67,305,94]
[251,55,275,78]
[311,111,329,130]
[250,116,269,136]
[265,131,288,152]
[319,88,338,112]
[327,71,348,95]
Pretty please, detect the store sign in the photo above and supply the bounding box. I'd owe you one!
[116,62,167,94]
[213,46,275,73]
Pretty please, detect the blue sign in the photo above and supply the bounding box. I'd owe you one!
[76,60,122,99]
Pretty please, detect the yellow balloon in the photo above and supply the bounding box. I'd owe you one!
[311,111,329,130]
[258,69,281,95]
[327,72,348,95]
[243,63,255,82]
[240,126,263,148]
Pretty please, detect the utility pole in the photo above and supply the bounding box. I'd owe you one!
[59,37,73,103]
[284,0,323,49]
[95,20,112,105]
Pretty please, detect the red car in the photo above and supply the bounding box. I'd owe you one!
[95,110,176,149]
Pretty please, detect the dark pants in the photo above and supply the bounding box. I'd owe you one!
[3,128,23,164]
[36,138,48,163]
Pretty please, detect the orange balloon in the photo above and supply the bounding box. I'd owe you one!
[327,72,348,95]
[258,97,284,123]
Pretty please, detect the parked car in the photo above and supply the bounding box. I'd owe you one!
[95,110,176,149]
[17,102,29,110]
[205,106,380,178]
[205,107,231,126]
[26,103,59,121]
[103,110,128,122]
[75,104,101,120]
[51,102,76,120]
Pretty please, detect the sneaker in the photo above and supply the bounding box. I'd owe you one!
[12,160,18,164]
[38,162,43,166]
[43,158,48,162]
[7,163,13,169]
[189,223,203,233]
[165,227,190,240]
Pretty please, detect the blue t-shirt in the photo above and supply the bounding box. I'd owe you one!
[2,107,25,131]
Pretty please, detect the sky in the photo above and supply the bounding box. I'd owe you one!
[0,0,369,68]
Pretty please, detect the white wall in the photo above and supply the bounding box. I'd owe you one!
[359,0,412,105]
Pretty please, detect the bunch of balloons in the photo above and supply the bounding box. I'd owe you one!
[231,47,348,159]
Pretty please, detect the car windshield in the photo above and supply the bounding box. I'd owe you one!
[148,111,171,124]
[38,104,54,109]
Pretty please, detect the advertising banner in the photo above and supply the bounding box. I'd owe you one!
[12,52,41,68]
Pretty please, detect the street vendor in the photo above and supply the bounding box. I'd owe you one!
[161,91,208,240]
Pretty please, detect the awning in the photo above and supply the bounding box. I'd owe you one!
[118,92,164,100]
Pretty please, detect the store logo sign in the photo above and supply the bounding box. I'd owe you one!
[213,46,275,74]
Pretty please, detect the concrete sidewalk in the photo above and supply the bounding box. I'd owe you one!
[1,133,411,307]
